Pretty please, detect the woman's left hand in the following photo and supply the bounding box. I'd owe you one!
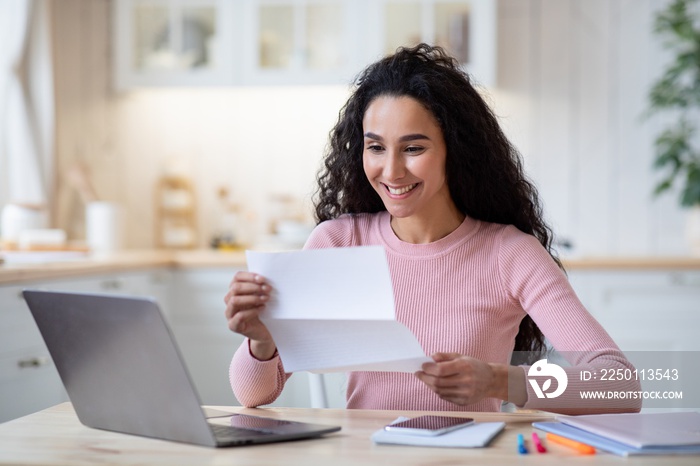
[415,353,499,406]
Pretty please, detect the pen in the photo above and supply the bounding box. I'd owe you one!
[517,433,528,454]
[545,433,596,455]
[532,432,547,453]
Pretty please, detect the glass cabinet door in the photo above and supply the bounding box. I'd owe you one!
[305,2,344,70]
[258,4,295,69]
[384,1,422,56]
[114,0,234,89]
[132,4,170,70]
[376,0,495,86]
[382,1,475,64]
[433,2,471,64]
[246,0,351,84]
[132,3,217,71]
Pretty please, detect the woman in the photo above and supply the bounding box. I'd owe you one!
[224,44,641,414]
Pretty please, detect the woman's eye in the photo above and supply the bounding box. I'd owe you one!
[366,144,384,152]
[405,146,424,154]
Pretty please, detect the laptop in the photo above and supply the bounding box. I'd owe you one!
[22,289,341,447]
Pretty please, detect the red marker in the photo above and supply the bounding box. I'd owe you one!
[532,432,547,453]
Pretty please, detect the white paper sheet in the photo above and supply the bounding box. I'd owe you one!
[246,246,432,373]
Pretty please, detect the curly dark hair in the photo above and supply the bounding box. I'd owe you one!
[314,43,562,362]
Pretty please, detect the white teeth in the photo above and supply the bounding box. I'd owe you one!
[387,184,417,195]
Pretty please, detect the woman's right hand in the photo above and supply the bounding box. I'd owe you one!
[224,271,277,360]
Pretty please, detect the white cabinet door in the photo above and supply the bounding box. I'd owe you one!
[0,285,67,422]
[568,269,700,352]
[0,270,171,422]
[169,268,317,408]
[113,0,236,89]
[168,269,241,406]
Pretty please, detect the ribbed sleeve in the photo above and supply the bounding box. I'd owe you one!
[498,226,641,413]
[229,340,289,407]
[228,212,641,413]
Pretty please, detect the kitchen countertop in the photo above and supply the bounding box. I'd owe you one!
[559,256,700,270]
[1,249,699,285]
[0,249,246,284]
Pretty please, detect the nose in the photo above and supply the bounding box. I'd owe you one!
[383,150,406,181]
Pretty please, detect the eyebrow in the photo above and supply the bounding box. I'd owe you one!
[363,132,431,142]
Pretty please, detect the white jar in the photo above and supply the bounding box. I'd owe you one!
[1,203,48,245]
[86,202,124,253]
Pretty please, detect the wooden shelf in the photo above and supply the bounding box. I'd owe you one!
[154,176,198,249]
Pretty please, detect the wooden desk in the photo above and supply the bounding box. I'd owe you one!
[0,403,697,465]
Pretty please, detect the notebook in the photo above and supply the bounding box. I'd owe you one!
[371,417,505,448]
[533,421,700,457]
[22,290,341,448]
[560,412,700,448]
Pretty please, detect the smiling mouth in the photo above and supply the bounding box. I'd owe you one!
[385,183,418,195]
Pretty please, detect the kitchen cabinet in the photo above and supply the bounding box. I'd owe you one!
[0,264,317,422]
[5,257,696,420]
[0,285,66,423]
[568,269,700,351]
[112,0,237,89]
[0,270,170,423]
[112,0,496,88]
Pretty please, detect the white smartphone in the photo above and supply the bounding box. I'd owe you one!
[383,415,475,436]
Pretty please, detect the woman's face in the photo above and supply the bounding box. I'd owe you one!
[362,95,453,222]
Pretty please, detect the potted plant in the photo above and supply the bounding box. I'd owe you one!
[647,0,700,253]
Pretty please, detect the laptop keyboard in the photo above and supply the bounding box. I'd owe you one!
[210,424,276,442]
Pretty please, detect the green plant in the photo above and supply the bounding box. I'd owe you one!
[647,0,700,207]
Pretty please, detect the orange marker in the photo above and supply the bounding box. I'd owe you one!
[545,433,596,455]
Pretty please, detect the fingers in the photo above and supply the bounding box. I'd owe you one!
[224,294,268,319]
[229,271,265,288]
[416,370,462,389]
[225,272,267,299]
[229,283,270,304]
[416,355,497,406]
[224,272,270,308]
[415,366,478,405]
[431,352,461,363]
[420,353,466,377]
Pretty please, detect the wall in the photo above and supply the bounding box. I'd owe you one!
[112,86,350,248]
[50,0,689,256]
[495,0,686,257]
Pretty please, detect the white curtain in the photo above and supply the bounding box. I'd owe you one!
[0,0,54,214]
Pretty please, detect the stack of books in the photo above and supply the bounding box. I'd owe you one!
[534,412,700,456]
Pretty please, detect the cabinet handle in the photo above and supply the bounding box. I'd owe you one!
[101,279,124,290]
[17,356,50,369]
[669,272,700,286]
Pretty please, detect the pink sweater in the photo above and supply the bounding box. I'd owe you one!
[230,212,641,413]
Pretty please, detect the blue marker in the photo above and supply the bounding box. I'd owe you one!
[517,433,528,454]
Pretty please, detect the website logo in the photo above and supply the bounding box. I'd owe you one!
[528,359,568,399]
